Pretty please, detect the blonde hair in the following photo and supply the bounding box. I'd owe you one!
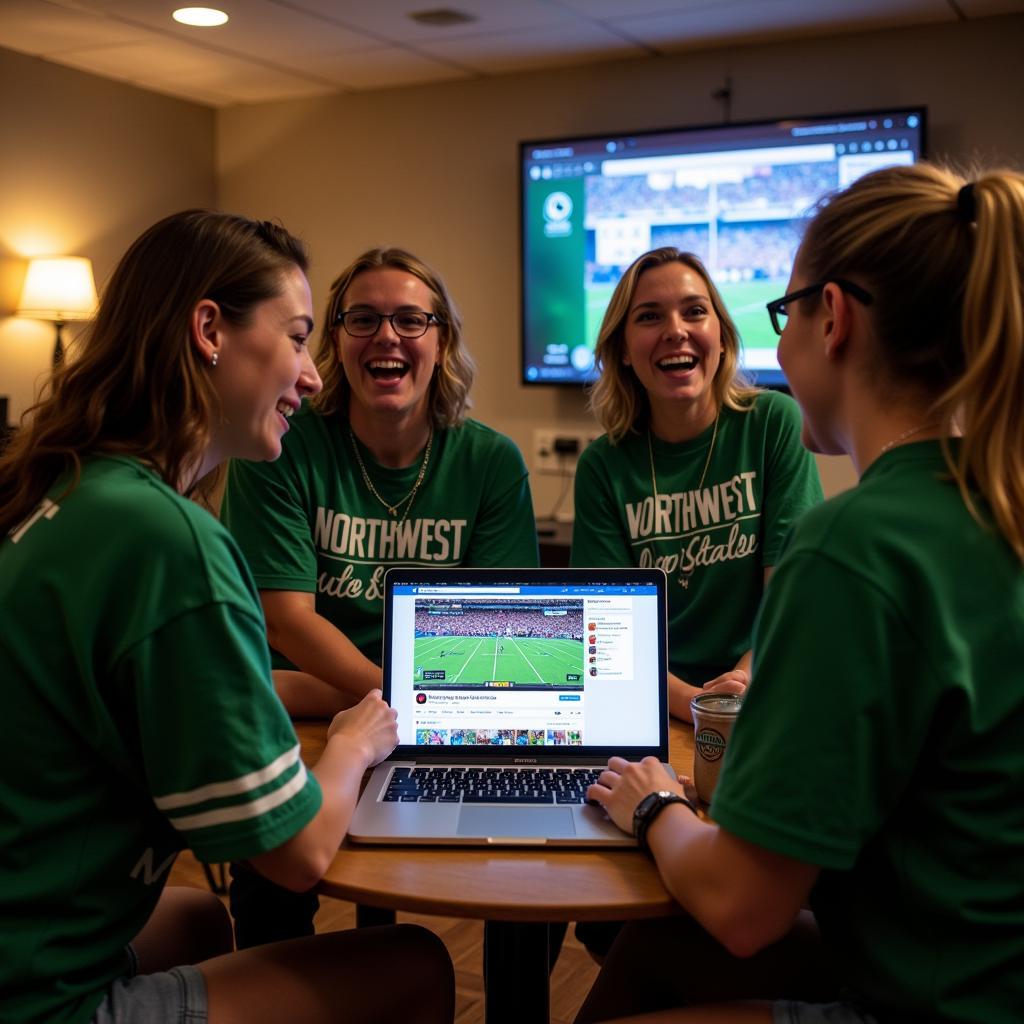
[587,248,758,442]
[0,210,308,536]
[798,162,1024,561]
[313,248,474,430]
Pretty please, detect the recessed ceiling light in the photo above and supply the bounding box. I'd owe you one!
[172,7,229,28]
[408,8,476,27]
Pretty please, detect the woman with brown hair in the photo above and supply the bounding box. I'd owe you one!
[571,247,822,721]
[577,164,1024,1023]
[0,211,454,1024]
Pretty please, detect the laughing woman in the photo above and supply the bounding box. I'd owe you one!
[223,247,538,717]
[222,247,538,946]
[0,211,453,1024]
[571,248,822,721]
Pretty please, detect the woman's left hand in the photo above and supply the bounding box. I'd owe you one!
[586,756,687,835]
[702,668,748,695]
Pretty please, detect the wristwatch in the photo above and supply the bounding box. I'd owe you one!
[632,790,698,854]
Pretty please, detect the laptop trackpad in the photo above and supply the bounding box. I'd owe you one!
[457,806,575,839]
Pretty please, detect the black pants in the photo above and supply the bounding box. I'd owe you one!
[573,920,623,959]
[228,861,319,949]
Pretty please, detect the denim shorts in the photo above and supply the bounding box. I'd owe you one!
[90,962,207,1023]
[774,1000,880,1024]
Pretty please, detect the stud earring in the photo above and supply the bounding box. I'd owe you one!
[210,351,219,368]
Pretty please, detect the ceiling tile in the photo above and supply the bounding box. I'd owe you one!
[55,39,337,105]
[0,0,151,53]
[415,22,648,74]
[301,46,471,91]
[550,0,731,19]
[59,0,381,59]
[610,0,953,51]
[287,0,578,44]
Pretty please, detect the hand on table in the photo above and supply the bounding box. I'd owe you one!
[702,669,748,696]
[326,688,398,768]
[586,756,696,836]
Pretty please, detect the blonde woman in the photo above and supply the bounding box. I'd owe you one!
[578,165,1024,1023]
[224,247,538,720]
[571,248,822,720]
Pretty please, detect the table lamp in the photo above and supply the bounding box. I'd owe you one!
[17,256,99,367]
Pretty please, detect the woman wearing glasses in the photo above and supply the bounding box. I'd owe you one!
[224,247,537,720]
[576,164,1024,1023]
[222,248,537,945]
[570,247,822,722]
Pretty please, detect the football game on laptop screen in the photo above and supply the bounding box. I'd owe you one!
[383,569,667,759]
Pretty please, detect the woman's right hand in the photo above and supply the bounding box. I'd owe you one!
[326,688,398,768]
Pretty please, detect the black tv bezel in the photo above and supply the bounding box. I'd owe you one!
[518,105,928,390]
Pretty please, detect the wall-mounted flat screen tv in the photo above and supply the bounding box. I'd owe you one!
[521,107,926,387]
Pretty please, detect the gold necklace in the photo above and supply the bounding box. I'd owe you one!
[648,411,719,506]
[349,427,433,524]
[648,411,719,586]
[877,422,934,458]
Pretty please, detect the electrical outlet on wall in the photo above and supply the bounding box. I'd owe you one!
[532,428,597,474]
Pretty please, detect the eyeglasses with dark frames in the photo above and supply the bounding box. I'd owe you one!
[334,310,443,339]
[765,279,873,336]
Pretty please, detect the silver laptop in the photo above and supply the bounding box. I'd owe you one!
[349,566,670,847]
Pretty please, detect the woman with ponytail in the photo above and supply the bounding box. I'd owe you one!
[575,164,1024,1024]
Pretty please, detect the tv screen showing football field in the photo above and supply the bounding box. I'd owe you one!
[413,598,584,691]
[521,108,926,387]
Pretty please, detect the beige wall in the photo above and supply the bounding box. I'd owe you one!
[0,46,216,423]
[2,16,1021,509]
[216,13,1023,512]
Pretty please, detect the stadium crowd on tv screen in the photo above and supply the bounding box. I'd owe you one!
[521,108,925,387]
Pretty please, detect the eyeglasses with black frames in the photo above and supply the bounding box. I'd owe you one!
[765,279,873,336]
[334,310,442,339]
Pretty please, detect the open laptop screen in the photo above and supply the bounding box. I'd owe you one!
[383,568,668,761]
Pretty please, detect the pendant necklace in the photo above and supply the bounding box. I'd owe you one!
[648,411,719,587]
[349,426,433,525]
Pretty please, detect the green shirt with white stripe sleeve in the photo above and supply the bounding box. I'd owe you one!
[0,456,321,1024]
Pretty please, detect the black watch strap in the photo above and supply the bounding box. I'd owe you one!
[633,791,698,854]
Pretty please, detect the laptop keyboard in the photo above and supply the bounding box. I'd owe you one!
[382,766,602,805]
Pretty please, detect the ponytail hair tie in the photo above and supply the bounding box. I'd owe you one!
[957,182,976,223]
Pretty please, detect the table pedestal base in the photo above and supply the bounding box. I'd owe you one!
[484,920,550,1024]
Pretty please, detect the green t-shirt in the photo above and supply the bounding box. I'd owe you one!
[713,442,1024,1023]
[222,409,539,666]
[0,457,321,1024]
[570,390,822,682]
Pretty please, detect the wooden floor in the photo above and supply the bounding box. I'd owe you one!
[168,850,600,1024]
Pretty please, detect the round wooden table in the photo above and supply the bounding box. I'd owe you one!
[304,722,694,1023]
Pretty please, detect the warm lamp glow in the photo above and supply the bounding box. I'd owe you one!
[18,257,97,320]
[17,256,99,367]
[172,7,229,27]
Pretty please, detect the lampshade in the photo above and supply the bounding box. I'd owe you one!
[17,256,98,322]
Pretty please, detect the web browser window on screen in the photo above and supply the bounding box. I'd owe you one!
[387,583,662,749]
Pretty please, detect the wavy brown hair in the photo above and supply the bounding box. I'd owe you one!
[0,209,308,536]
[587,248,758,442]
[797,162,1024,561]
[313,247,474,429]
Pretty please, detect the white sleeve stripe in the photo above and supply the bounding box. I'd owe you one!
[153,744,302,811]
[166,762,310,833]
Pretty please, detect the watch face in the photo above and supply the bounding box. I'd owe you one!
[636,793,660,816]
